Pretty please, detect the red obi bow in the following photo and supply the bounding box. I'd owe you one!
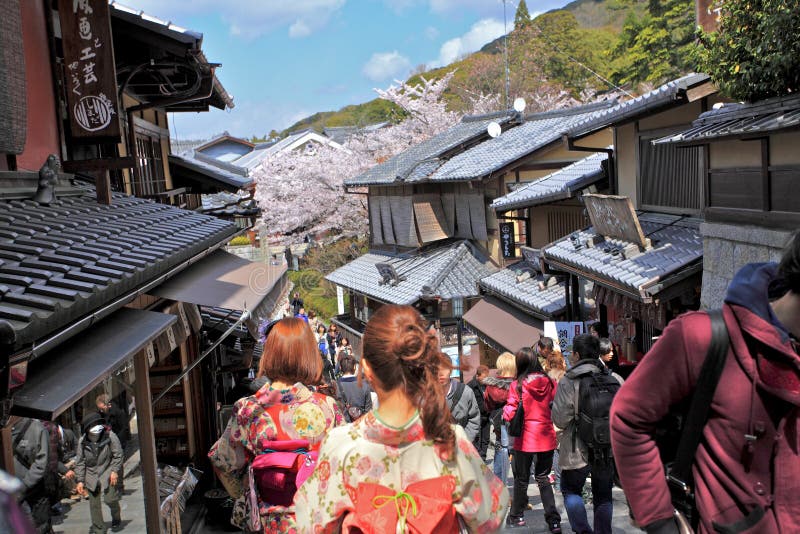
[349,476,458,533]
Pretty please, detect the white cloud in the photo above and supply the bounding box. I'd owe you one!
[429,18,507,68]
[424,26,439,40]
[118,0,346,39]
[362,51,412,82]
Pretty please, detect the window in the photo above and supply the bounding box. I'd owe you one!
[639,138,704,214]
[134,132,166,196]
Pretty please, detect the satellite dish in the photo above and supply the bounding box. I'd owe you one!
[513,97,527,113]
[487,122,501,138]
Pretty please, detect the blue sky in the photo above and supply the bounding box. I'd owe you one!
[121,0,567,140]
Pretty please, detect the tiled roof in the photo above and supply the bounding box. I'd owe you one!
[479,260,567,319]
[428,102,615,183]
[567,73,711,140]
[323,122,389,144]
[0,191,237,350]
[168,151,252,191]
[233,130,345,171]
[344,111,516,186]
[491,151,609,211]
[654,93,800,145]
[200,192,260,217]
[543,212,703,301]
[325,241,496,305]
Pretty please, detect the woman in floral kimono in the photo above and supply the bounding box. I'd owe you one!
[294,305,509,533]
[209,317,344,532]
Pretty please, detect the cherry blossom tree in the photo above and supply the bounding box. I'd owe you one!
[252,72,464,244]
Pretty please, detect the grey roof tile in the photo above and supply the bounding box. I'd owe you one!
[654,93,800,145]
[567,73,711,139]
[491,151,609,211]
[325,241,496,304]
[0,191,237,350]
[344,111,516,186]
[168,150,252,191]
[479,261,567,318]
[542,212,703,300]
[429,101,616,183]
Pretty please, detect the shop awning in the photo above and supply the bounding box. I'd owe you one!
[148,250,288,335]
[12,308,176,420]
[462,296,544,354]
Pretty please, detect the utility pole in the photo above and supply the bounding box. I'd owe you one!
[502,0,511,109]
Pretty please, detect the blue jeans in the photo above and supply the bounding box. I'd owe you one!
[492,423,510,485]
[561,463,613,534]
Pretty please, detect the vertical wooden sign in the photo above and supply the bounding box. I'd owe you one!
[499,222,515,258]
[58,0,121,140]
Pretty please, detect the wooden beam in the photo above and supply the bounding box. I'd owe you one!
[62,157,135,172]
[95,170,113,206]
[133,349,163,534]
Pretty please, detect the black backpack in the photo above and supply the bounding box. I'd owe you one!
[575,362,621,460]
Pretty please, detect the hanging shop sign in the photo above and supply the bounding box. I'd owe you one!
[499,222,515,259]
[58,0,121,139]
[583,194,648,248]
[544,321,585,358]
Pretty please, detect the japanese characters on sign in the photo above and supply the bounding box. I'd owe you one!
[59,0,121,139]
[499,222,515,259]
[544,321,585,360]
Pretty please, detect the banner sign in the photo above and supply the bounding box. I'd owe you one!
[499,222,515,258]
[59,0,121,139]
[544,321,585,359]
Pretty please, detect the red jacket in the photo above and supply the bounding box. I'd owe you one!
[610,303,800,533]
[502,373,557,453]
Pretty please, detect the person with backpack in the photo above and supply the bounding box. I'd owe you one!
[438,364,481,442]
[503,347,562,532]
[12,418,52,534]
[209,317,344,533]
[294,304,509,532]
[335,354,372,422]
[467,365,491,461]
[610,232,800,534]
[552,334,622,534]
[74,412,124,534]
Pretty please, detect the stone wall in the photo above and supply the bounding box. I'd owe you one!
[700,222,793,309]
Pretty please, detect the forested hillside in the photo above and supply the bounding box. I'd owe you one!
[281,0,695,135]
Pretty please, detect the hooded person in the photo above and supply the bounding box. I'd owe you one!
[610,231,800,534]
[74,412,124,533]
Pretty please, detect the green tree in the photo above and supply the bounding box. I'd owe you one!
[696,0,800,101]
[515,0,531,29]
[609,0,696,86]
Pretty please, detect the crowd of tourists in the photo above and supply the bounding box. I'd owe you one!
[203,231,800,534]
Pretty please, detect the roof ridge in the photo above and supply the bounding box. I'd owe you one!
[696,93,800,124]
[462,110,516,123]
[421,241,471,295]
[524,99,618,121]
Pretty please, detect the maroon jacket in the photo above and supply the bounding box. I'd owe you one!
[610,299,800,533]
[503,373,557,453]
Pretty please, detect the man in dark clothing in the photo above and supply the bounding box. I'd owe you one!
[95,394,129,451]
[467,365,491,461]
[552,335,620,534]
[290,292,304,316]
[611,232,800,534]
[12,418,52,533]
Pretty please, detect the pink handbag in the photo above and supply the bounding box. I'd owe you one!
[250,439,318,507]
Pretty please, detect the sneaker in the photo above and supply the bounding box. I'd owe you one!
[111,519,122,531]
[549,519,563,533]
[505,515,526,528]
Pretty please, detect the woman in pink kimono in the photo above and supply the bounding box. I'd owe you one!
[294,304,509,533]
